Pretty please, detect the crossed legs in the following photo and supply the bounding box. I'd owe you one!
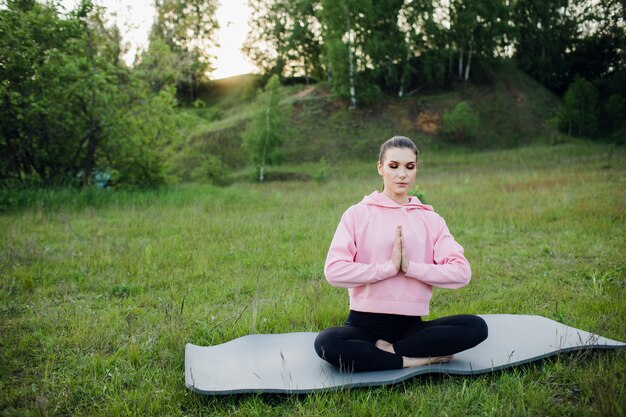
[314,314,488,372]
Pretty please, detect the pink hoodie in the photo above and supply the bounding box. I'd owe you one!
[324,191,471,316]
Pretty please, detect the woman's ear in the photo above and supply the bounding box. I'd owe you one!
[377,161,383,176]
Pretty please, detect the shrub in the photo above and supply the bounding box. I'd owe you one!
[443,101,480,142]
[313,157,329,184]
[408,185,427,204]
[190,154,230,186]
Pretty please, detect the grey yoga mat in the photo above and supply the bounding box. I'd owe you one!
[184,314,625,395]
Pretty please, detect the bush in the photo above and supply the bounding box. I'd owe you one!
[408,185,427,204]
[313,158,329,184]
[190,154,230,186]
[0,2,182,189]
[443,101,480,142]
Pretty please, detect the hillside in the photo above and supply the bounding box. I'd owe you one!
[176,62,562,181]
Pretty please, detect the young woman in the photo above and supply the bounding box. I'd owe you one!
[314,136,488,372]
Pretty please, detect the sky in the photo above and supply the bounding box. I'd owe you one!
[59,0,256,79]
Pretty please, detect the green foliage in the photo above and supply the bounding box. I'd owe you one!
[443,101,480,142]
[150,0,220,101]
[558,77,599,138]
[134,35,181,93]
[447,0,513,83]
[408,185,427,204]
[240,0,624,117]
[514,0,624,94]
[244,0,323,81]
[190,154,230,186]
[319,0,354,99]
[102,85,184,188]
[0,0,94,186]
[0,1,183,188]
[321,35,349,97]
[239,77,262,102]
[242,75,289,182]
[192,98,206,108]
[313,157,329,184]
[360,0,405,91]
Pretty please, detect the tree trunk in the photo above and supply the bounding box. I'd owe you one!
[260,90,271,182]
[458,49,464,80]
[345,7,357,109]
[83,129,99,186]
[398,46,411,97]
[579,103,584,136]
[189,72,195,103]
[464,39,473,82]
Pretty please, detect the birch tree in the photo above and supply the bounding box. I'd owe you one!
[320,0,366,108]
[242,76,286,182]
[398,0,443,95]
[449,0,512,82]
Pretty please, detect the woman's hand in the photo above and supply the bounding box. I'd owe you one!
[392,226,410,273]
[400,226,409,273]
[392,226,402,272]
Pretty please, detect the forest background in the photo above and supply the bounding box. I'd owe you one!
[0,0,624,191]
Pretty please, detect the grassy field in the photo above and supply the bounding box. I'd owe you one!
[1,140,625,416]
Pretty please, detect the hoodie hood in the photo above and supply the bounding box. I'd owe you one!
[360,191,434,211]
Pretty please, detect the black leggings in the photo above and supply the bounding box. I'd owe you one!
[314,310,488,372]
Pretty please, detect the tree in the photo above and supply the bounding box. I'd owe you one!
[151,0,219,100]
[558,77,599,137]
[0,0,103,185]
[398,0,456,93]
[320,0,364,108]
[603,94,626,136]
[135,34,182,93]
[242,75,287,182]
[244,0,323,82]
[448,0,512,82]
[360,0,405,93]
[101,84,183,187]
[0,0,183,187]
[512,0,624,94]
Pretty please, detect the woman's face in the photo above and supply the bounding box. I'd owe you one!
[377,147,417,198]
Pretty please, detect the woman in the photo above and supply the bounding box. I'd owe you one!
[314,136,488,372]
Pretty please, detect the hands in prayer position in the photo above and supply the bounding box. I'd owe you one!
[391,225,409,273]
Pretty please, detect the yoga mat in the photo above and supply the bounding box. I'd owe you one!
[185,314,625,395]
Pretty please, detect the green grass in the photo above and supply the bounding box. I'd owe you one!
[1,141,625,416]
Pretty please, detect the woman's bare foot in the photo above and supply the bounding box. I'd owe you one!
[376,340,453,368]
[375,339,395,354]
[402,355,453,368]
